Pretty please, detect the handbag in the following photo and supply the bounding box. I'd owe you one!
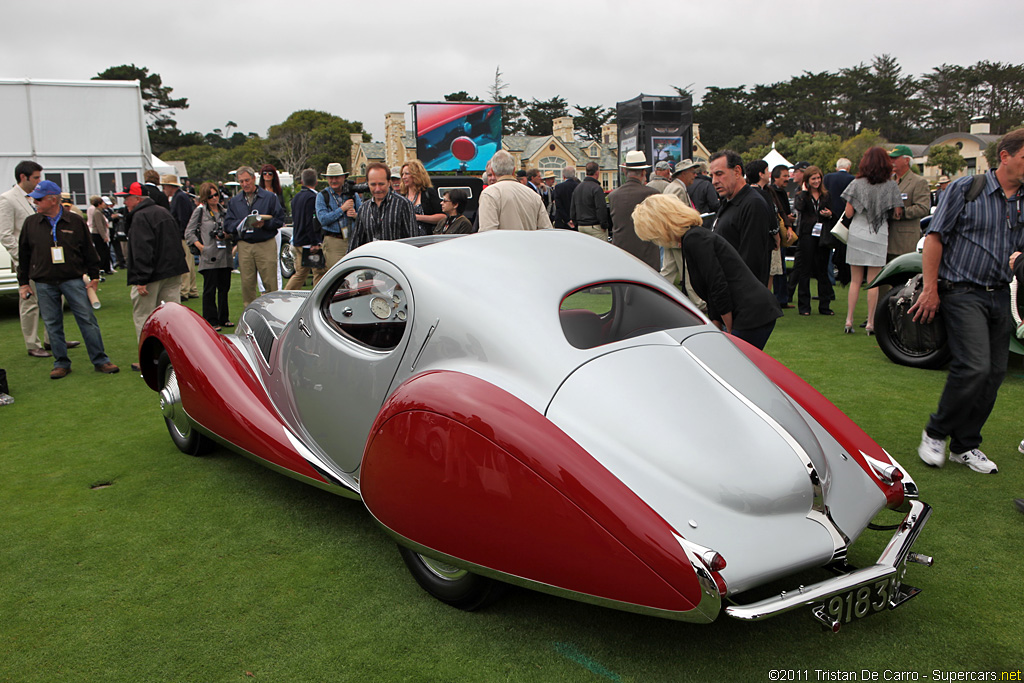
[781,225,798,248]
[830,222,849,245]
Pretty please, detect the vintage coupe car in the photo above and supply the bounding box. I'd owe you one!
[140,230,932,629]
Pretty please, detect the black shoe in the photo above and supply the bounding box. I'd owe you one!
[819,309,835,316]
[859,320,868,328]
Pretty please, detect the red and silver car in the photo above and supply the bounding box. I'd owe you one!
[139,230,932,629]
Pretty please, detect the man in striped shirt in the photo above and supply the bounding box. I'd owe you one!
[348,162,417,253]
[912,128,1024,474]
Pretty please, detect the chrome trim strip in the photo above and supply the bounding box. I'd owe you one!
[368,511,720,623]
[410,318,438,372]
[680,346,849,558]
[724,500,932,621]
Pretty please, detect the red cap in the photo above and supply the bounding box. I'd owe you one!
[115,182,144,197]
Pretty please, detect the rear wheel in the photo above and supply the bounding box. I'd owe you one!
[157,350,214,456]
[397,545,507,611]
[874,286,951,369]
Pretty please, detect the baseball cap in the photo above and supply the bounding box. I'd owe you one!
[889,145,914,158]
[115,182,145,197]
[27,180,62,199]
[792,161,811,171]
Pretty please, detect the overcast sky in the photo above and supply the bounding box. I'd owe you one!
[4,0,1022,142]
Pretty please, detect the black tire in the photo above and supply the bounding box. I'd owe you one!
[874,286,951,369]
[157,350,214,456]
[279,234,295,280]
[397,545,507,611]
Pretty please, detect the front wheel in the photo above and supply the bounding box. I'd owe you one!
[279,234,294,280]
[397,545,507,611]
[874,286,951,369]
[157,350,214,456]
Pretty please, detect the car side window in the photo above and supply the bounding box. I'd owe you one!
[559,282,702,349]
[322,268,408,350]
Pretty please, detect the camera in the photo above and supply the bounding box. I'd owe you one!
[339,179,369,200]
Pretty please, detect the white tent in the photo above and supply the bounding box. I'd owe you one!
[762,142,792,171]
[0,78,152,204]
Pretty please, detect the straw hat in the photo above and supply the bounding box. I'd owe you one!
[323,162,349,177]
[620,150,650,169]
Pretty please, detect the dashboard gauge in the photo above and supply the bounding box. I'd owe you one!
[370,296,392,320]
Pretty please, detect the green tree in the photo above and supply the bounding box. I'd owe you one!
[985,141,1000,169]
[839,129,887,174]
[522,96,569,137]
[693,86,762,152]
[443,91,480,102]
[573,104,614,141]
[927,144,967,176]
[264,110,368,177]
[94,64,194,154]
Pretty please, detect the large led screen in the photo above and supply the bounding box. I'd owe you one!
[414,102,502,173]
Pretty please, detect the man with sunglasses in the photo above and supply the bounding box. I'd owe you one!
[912,128,1024,474]
[17,180,119,378]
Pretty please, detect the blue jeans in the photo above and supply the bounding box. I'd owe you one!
[35,279,111,369]
[925,285,1010,453]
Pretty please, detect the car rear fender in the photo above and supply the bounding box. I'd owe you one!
[868,252,922,289]
[359,370,722,622]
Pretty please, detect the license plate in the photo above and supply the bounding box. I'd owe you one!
[819,576,897,624]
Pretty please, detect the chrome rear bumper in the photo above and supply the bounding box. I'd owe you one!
[724,500,932,622]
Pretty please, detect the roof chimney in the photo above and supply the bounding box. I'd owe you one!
[970,116,990,135]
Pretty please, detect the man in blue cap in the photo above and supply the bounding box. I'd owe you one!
[18,180,119,379]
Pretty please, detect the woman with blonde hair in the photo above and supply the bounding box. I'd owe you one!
[401,159,444,236]
[633,194,782,349]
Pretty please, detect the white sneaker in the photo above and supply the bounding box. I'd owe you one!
[949,448,998,474]
[1018,439,1024,455]
[918,431,946,467]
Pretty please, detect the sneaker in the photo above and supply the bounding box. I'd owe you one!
[94,362,120,374]
[1018,439,1024,455]
[0,393,14,406]
[949,448,998,474]
[918,430,946,467]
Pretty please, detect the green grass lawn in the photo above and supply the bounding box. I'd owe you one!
[1,272,1022,682]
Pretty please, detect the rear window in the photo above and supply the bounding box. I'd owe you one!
[559,282,702,349]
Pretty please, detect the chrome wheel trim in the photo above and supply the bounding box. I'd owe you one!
[418,554,468,581]
[161,365,191,439]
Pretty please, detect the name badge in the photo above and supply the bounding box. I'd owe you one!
[901,193,908,200]
[812,223,823,237]
[51,246,65,263]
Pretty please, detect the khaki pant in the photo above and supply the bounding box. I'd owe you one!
[322,233,349,271]
[284,245,327,290]
[238,239,278,308]
[661,246,706,312]
[131,275,182,340]
[180,240,199,297]
[578,225,607,240]
[20,279,48,350]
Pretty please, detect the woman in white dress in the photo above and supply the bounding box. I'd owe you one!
[841,147,903,334]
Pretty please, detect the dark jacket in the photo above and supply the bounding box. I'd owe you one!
[794,190,834,236]
[168,189,194,238]
[145,183,170,209]
[682,227,782,331]
[823,170,854,217]
[290,187,321,247]
[126,197,189,286]
[713,184,774,285]
[18,209,99,285]
[690,174,720,214]
[609,178,661,270]
[569,176,610,230]
[437,214,474,235]
[552,176,579,228]
[223,187,285,243]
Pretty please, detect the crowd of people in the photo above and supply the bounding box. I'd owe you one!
[4,132,1024,504]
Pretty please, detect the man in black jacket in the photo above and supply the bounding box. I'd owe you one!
[122,182,188,368]
[570,162,611,240]
[710,150,773,286]
[18,180,119,378]
[285,169,326,290]
[162,174,199,300]
[551,167,579,229]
